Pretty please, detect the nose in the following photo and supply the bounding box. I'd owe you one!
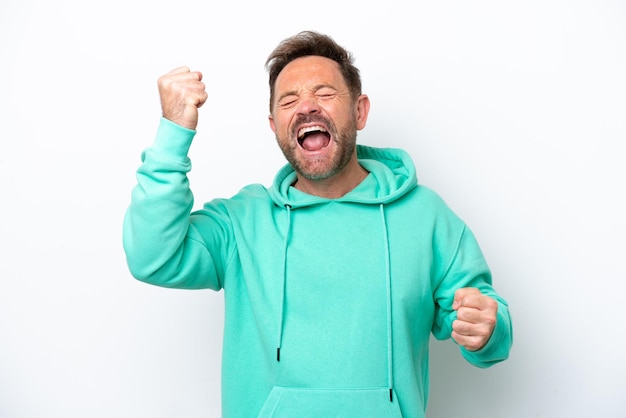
[296,93,321,115]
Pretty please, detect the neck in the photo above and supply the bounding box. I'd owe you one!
[293,158,369,199]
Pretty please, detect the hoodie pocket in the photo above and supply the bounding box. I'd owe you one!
[257,386,403,418]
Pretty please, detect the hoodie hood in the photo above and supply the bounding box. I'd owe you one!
[268,145,418,207]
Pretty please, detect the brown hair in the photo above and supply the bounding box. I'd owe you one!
[265,31,362,112]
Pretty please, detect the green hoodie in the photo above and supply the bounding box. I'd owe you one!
[123,118,513,418]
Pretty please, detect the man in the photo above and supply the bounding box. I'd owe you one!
[123,31,512,418]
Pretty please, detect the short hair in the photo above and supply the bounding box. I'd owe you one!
[265,31,362,112]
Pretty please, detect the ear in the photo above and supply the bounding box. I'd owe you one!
[355,94,370,131]
[268,113,276,133]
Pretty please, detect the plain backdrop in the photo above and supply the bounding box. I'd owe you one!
[1,1,625,417]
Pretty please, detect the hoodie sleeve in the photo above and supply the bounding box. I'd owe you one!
[431,222,513,368]
[122,118,231,290]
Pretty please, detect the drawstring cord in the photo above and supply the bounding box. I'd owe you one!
[277,204,292,362]
[379,204,394,402]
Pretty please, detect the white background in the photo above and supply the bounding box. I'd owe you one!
[1,1,625,417]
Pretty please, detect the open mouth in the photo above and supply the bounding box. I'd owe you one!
[297,125,331,151]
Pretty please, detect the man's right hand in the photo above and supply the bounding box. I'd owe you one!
[158,66,208,130]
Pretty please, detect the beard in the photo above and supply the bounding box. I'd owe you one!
[276,113,358,181]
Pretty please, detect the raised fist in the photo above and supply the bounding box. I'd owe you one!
[157,66,208,130]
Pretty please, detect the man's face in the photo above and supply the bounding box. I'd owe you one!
[269,56,368,181]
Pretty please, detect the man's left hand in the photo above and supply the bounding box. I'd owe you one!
[451,287,498,351]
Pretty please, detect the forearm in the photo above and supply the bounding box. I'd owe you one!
[431,224,513,367]
[123,118,217,289]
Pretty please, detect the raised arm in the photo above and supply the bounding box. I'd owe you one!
[122,67,225,290]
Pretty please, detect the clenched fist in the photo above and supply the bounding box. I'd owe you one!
[158,66,208,130]
[451,287,498,352]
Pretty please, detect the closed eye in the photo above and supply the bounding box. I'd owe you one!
[315,87,337,100]
[277,94,298,109]
[278,100,297,109]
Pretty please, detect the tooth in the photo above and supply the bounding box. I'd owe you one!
[298,126,327,138]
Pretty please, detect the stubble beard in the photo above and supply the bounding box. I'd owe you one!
[276,115,358,181]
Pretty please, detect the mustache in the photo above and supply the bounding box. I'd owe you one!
[291,114,336,137]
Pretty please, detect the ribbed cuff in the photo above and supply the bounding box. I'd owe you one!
[152,117,197,160]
